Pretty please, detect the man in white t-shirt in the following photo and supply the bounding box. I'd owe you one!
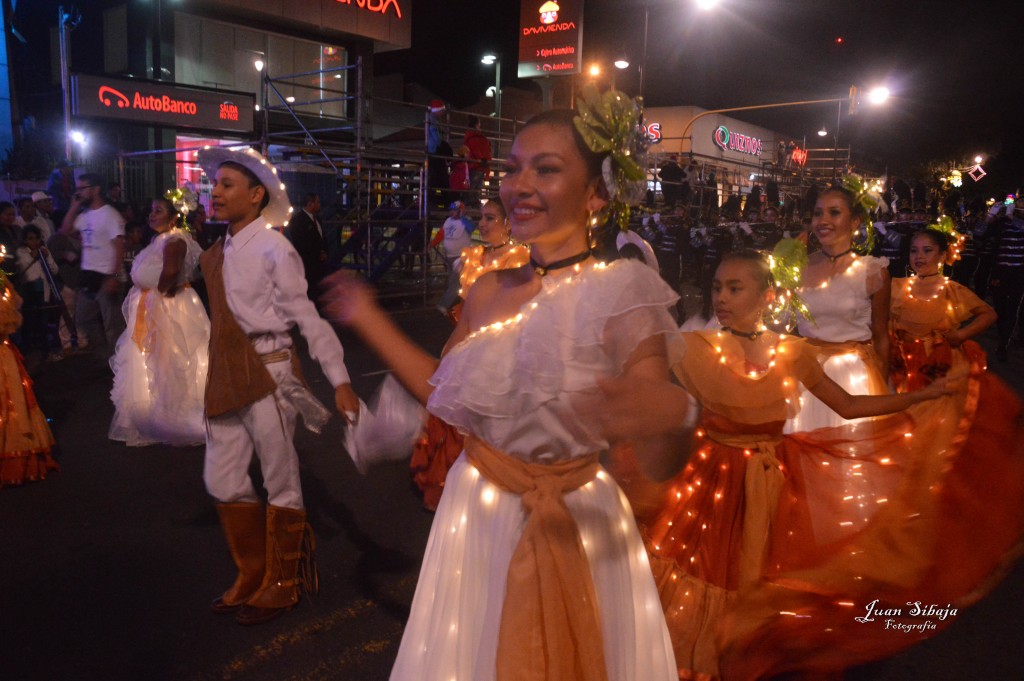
[60,172,126,356]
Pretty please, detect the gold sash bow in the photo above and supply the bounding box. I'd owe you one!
[465,436,609,681]
[705,430,786,589]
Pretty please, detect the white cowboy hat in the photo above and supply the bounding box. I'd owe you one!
[616,229,659,272]
[197,146,293,227]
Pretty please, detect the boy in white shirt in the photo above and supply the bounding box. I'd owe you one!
[196,147,359,626]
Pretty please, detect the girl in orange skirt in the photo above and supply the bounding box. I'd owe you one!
[1,271,59,487]
[889,226,995,392]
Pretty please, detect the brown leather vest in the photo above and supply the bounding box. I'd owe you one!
[200,239,277,418]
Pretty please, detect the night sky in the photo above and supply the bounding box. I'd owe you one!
[378,0,1024,192]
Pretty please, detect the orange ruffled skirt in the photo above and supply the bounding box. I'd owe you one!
[410,414,465,511]
[1,340,59,487]
[635,370,1024,680]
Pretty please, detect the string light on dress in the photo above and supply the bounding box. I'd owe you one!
[905,274,949,301]
[466,261,609,339]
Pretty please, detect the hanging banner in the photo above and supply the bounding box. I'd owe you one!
[72,74,255,134]
[518,0,583,78]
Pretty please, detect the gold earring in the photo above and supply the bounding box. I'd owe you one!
[587,210,601,249]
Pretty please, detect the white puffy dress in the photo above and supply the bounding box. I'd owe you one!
[109,229,210,446]
[784,255,890,433]
[390,260,679,681]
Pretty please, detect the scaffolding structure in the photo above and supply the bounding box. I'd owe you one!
[116,59,521,304]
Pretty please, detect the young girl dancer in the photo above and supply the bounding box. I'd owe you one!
[889,226,995,392]
[1,262,59,487]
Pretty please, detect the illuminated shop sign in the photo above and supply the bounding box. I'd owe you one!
[198,1,410,50]
[643,122,661,144]
[333,0,402,18]
[72,74,254,134]
[712,125,763,157]
[518,0,583,78]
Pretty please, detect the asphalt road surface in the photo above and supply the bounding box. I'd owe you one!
[3,301,1023,681]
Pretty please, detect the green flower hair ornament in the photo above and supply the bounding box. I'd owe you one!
[573,84,649,231]
[165,187,200,232]
[840,173,886,255]
[766,237,815,332]
[927,214,963,264]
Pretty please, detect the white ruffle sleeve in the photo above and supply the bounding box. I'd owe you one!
[427,259,679,462]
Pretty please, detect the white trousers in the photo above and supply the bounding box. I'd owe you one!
[203,360,303,509]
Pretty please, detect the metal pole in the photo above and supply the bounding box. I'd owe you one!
[495,59,501,158]
[639,5,649,99]
[58,6,72,161]
[832,100,841,181]
[677,97,847,156]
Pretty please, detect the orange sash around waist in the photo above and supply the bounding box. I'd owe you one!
[705,429,786,590]
[130,285,192,351]
[465,436,609,681]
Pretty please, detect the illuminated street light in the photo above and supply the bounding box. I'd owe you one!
[974,155,984,164]
[70,130,86,145]
[614,57,630,70]
[253,59,264,72]
[589,63,601,77]
[818,127,828,137]
[867,86,890,105]
[481,53,502,121]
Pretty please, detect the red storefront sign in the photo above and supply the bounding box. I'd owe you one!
[73,74,255,134]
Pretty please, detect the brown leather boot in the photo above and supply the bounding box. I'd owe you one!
[211,502,266,614]
[235,505,318,626]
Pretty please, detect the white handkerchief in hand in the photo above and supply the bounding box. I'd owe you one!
[343,375,426,475]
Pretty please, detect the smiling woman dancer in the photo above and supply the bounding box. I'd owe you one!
[785,181,892,434]
[322,90,694,681]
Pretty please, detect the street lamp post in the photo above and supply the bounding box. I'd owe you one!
[482,54,501,153]
[481,54,501,121]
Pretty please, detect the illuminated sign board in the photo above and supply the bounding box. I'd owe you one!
[518,0,583,78]
[643,122,661,144]
[712,125,763,157]
[72,74,255,134]
[333,0,402,18]
[198,0,410,51]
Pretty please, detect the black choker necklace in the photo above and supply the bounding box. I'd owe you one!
[823,248,853,263]
[915,272,941,278]
[484,241,509,252]
[722,326,764,341]
[531,250,592,276]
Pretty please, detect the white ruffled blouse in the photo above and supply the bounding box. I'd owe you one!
[427,259,679,463]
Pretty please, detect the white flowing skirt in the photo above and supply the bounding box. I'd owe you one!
[109,286,210,447]
[783,351,887,434]
[390,454,677,681]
